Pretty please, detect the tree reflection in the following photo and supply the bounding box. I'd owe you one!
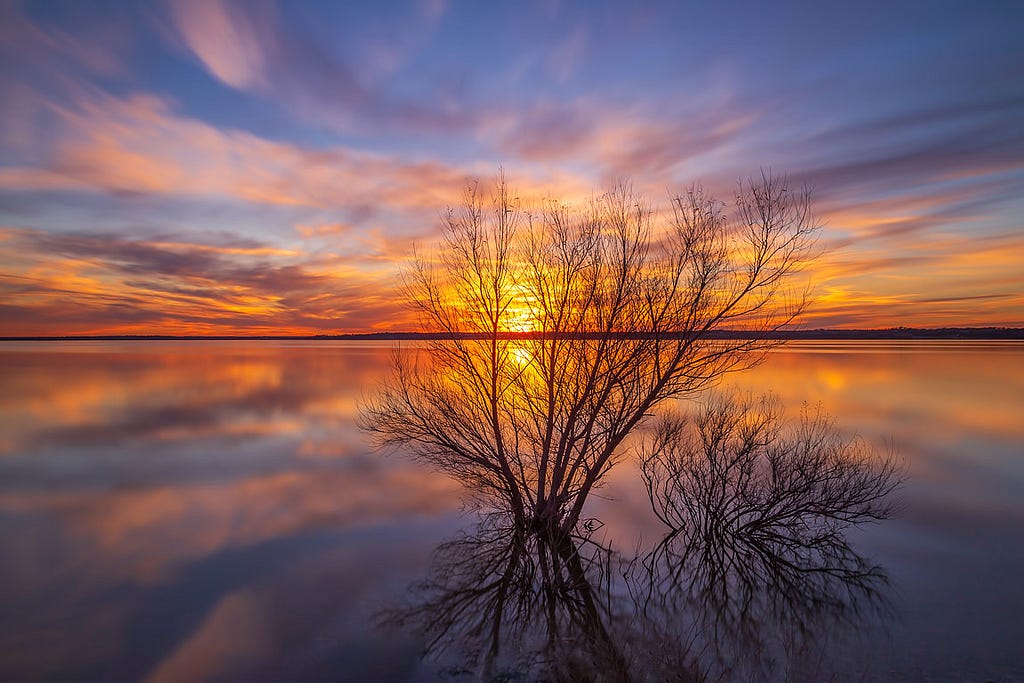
[641,393,898,609]
[635,392,900,679]
[380,512,703,681]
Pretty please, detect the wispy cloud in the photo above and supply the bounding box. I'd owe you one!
[0,89,475,216]
[168,0,271,90]
[165,0,468,134]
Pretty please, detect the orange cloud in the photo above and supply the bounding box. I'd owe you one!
[796,228,1024,328]
[0,228,416,335]
[0,82,1021,334]
[294,222,353,239]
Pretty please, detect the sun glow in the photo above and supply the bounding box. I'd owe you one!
[503,306,539,333]
[501,284,544,333]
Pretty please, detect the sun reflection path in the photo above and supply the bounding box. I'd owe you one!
[507,343,535,368]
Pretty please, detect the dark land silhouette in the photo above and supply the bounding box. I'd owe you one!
[4,326,1022,342]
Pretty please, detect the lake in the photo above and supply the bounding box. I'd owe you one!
[1,340,1022,681]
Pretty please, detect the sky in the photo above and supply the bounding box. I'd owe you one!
[0,0,1022,335]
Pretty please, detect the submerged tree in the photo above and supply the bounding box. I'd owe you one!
[361,171,819,538]
[636,392,901,678]
[381,391,899,681]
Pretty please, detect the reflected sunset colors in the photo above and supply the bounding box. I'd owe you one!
[1,340,1022,680]
[697,342,1024,678]
[0,342,464,681]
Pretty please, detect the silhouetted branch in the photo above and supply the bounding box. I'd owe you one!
[636,390,902,675]
[378,511,706,682]
[361,171,820,536]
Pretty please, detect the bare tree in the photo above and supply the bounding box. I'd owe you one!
[361,171,819,539]
[636,391,901,678]
[641,391,901,591]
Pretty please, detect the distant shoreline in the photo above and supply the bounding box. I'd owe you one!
[3,328,1023,341]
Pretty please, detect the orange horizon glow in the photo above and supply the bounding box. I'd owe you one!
[2,213,1022,336]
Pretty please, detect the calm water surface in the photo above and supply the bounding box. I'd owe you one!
[1,340,1022,681]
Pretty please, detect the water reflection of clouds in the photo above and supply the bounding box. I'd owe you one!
[1,341,1022,680]
[732,343,1024,679]
[0,342,464,680]
[684,343,1024,542]
[4,467,461,581]
[728,342,1024,447]
[0,343,394,454]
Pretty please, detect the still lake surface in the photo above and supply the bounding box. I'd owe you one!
[0,340,1022,681]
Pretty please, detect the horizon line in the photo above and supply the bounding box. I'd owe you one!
[3,326,1023,342]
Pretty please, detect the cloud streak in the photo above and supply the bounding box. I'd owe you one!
[166,0,471,134]
[0,227,414,335]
